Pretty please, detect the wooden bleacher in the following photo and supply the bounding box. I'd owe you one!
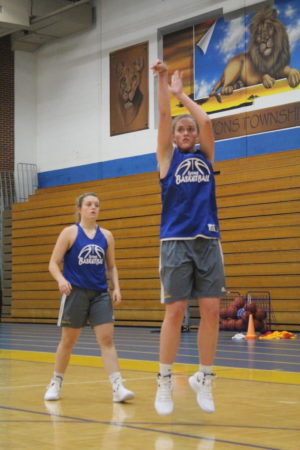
[6,149,300,330]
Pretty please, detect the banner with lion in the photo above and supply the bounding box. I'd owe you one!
[193,1,300,113]
[164,0,300,118]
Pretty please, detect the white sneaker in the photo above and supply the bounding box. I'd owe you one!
[189,372,216,413]
[113,383,135,403]
[44,377,62,401]
[154,374,173,415]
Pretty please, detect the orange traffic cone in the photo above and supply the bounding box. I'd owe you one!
[245,313,257,339]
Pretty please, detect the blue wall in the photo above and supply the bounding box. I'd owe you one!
[38,127,300,188]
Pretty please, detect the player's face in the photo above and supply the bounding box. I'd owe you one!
[80,196,100,220]
[173,118,198,152]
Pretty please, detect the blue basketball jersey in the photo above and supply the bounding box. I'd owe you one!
[160,147,220,240]
[63,223,108,291]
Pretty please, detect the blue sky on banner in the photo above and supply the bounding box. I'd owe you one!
[194,0,300,100]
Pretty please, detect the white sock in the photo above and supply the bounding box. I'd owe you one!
[159,363,172,377]
[109,371,122,385]
[53,371,64,380]
[199,365,213,375]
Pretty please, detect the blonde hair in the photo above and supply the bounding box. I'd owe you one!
[172,114,200,134]
[75,192,99,222]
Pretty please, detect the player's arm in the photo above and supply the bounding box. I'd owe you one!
[102,228,121,305]
[49,225,76,296]
[170,70,215,163]
[151,59,173,178]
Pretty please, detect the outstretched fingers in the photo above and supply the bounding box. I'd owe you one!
[169,69,183,95]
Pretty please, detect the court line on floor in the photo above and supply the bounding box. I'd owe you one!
[0,405,285,450]
[3,342,300,362]
[1,349,300,384]
[0,376,155,390]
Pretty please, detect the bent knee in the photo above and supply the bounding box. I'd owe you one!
[99,335,114,348]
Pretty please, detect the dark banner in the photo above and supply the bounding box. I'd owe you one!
[212,102,300,141]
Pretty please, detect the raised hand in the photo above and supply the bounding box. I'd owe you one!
[150,59,168,75]
[169,69,184,97]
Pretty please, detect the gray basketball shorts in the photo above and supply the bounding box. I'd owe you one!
[57,286,114,328]
[160,238,226,304]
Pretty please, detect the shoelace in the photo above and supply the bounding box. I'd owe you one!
[157,376,172,401]
[112,375,124,389]
[199,375,214,396]
[47,378,61,390]
[113,382,122,393]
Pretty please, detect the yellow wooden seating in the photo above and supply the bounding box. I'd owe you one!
[6,149,300,330]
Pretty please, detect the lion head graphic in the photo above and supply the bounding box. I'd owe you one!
[210,7,300,98]
[116,57,144,126]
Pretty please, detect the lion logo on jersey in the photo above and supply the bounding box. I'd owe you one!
[175,158,210,185]
[78,244,105,265]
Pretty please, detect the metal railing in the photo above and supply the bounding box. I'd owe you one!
[15,163,38,203]
[0,163,38,209]
[0,170,15,211]
[0,170,15,288]
[0,163,38,287]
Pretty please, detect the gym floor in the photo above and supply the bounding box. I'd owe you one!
[1,323,300,449]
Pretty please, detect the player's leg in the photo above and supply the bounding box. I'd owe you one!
[198,296,220,366]
[55,326,82,372]
[159,300,187,363]
[189,297,220,413]
[44,327,81,401]
[94,322,134,402]
[155,240,193,415]
[91,291,134,403]
[155,300,187,415]
[44,287,88,401]
[188,238,225,413]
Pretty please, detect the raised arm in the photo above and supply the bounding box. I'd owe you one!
[169,70,215,163]
[151,59,173,177]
